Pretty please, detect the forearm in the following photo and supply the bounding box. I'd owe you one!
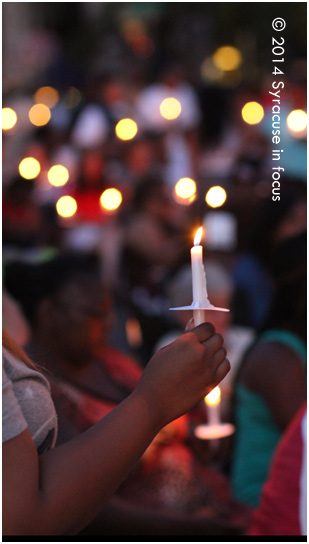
[38,390,160,535]
[4,324,230,536]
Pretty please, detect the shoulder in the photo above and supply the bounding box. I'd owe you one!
[240,339,305,390]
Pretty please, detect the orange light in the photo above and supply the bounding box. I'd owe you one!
[205,386,221,406]
[34,86,59,108]
[213,46,242,71]
[194,227,203,246]
[19,157,41,179]
[205,186,227,208]
[160,97,182,120]
[115,119,138,140]
[2,107,17,130]
[287,109,307,132]
[56,196,77,218]
[100,188,122,211]
[241,102,264,125]
[175,177,196,199]
[47,165,69,187]
[29,103,51,126]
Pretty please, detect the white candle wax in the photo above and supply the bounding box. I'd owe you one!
[191,244,208,304]
[207,403,221,426]
[191,227,208,325]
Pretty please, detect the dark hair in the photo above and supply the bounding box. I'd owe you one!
[132,177,168,211]
[4,252,101,326]
[249,185,306,265]
[261,231,307,341]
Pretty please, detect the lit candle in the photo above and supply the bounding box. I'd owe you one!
[191,227,208,325]
[204,386,221,426]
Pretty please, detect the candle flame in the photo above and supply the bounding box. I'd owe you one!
[205,386,221,406]
[194,227,203,246]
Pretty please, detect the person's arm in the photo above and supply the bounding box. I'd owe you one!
[239,341,306,430]
[3,323,229,536]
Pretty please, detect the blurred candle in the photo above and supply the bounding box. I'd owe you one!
[191,227,207,325]
[205,387,221,426]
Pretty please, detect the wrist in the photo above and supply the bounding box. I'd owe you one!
[129,384,165,437]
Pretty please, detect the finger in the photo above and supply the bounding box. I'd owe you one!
[214,358,231,384]
[204,332,224,352]
[190,322,215,343]
[213,346,227,366]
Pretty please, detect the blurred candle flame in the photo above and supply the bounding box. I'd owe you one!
[194,227,203,246]
[205,386,221,406]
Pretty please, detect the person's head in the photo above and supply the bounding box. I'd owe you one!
[78,149,106,189]
[4,176,35,205]
[249,180,306,265]
[131,176,175,222]
[125,137,157,177]
[4,253,113,367]
[262,231,307,340]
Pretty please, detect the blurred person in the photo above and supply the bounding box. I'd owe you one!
[119,176,191,363]
[4,253,249,536]
[232,181,307,329]
[230,231,307,508]
[2,289,30,348]
[247,403,307,536]
[70,148,108,224]
[2,176,43,250]
[122,133,166,185]
[135,64,201,186]
[135,63,201,133]
[71,72,132,150]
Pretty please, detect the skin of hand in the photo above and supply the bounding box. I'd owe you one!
[134,322,230,430]
[3,322,229,536]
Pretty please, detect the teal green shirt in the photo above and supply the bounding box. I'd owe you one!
[230,330,306,507]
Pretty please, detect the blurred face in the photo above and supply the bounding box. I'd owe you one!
[51,279,113,366]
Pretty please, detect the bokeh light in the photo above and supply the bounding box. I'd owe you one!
[2,107,17,130]
[65,87,82,109]
[131,35,155,59]
[100,188,122,211]
[213,46,242,71]
[160,97,182,120]
[174,177,196,205]
[56,196,77,218]
[287,109,307,132]
[201,57,224,83]
[120,18,146,43]
[18,157,41,179]
[34,86,59,108]
[115,118,138,140]
[47,165,69,187]
[205,186,227,208]
[241,101,264,125]
[29,103,51,126]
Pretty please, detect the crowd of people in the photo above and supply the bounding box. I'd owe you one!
[2,6,307,538]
